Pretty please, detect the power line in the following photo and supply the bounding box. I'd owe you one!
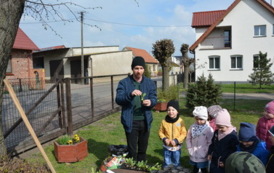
[20,17,191,28]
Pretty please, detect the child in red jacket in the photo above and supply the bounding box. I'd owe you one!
[256,101,274,150]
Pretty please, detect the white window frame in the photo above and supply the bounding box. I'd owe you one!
[254,25,266,37]
[231,55,243,70]
[209,56,220,70]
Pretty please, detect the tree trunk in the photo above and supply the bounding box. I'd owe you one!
[183,66,190,89]
[0,0,25,155]
[162,65,169,91]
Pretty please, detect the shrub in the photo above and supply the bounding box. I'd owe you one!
[186,74,222,110]
[157,85,179,102]
[144,64,151,78]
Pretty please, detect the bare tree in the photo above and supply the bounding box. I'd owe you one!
[180,43,195,89]
[152,39,175,91]
[0,0,104,156]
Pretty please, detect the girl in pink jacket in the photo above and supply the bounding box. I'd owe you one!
[186,106,214,173]
[256,100,274,150]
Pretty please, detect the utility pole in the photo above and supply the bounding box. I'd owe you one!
[80,11,84,84]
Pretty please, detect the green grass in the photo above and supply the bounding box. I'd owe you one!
[220,83,274,93]
[178,82,274,93]
[25,97,270,173]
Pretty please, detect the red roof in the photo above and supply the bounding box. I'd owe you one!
[125,47,159,64]
[192,10,226,28]
[189,0,274,51]
[13,28,39,51]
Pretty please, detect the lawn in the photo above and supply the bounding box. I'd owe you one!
[26,97,270,173]
[220,83,274,93]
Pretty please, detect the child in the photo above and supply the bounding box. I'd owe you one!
[186,106,214,173]
[266,125,274,173]
[256,100,274,150]
[225,152,266,173]
[207,109,239,173]
[159,100,187,168]
[237,122,270,165]
[207,105,223,131]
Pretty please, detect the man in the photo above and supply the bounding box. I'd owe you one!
[115,56,157,161]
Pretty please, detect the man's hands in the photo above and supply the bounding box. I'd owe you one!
[131,89,151,106]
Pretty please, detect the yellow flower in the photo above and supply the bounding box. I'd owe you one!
[67,140,73,145]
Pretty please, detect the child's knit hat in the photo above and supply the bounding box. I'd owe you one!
[239,122,257,142]
[215,109,232,127]
[265,100,274,114]
[225,152,265,173]
[167,100,179,113]
[207,105,222,118]
[193,106,208,120]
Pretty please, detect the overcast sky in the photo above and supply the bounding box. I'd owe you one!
[20,0,236,55]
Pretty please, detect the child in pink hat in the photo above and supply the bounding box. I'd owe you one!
[256,100,274,150]
[207,109,239,173]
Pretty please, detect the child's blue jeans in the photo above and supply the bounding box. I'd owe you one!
[163,147,181,168]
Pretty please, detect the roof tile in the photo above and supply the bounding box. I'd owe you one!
[191,10,226,27]
[13,28,39,51]
[125,47,159,64]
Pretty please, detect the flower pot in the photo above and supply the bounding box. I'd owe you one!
[54,137,88,162]
[153,102,168,112]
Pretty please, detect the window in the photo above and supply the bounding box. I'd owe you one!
[231,55,242,69]
[209,56,220,70]
[253,54,259,68]
[33,57,44,68]
[224,30,231,47]
[254,25,266,36]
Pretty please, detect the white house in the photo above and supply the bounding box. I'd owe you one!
[189,0,274,82]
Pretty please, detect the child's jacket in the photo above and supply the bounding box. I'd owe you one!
[237,141,270,165]
[256,116,274,150]
[266,146,274,173]
[186,122,214,163]
[159,116,187,147]
[208,130,239,168]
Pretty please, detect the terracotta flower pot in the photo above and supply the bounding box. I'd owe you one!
[153,102,168,112]
[54,137,88,162]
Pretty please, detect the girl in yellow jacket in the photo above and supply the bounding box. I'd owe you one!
[159,100,187,168]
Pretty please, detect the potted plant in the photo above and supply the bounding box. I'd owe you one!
[54,134,88,163]
[154,85,179,112]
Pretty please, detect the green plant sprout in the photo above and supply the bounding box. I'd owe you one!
[141,93,146,101]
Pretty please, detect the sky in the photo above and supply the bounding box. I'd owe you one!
[19,0,235,56]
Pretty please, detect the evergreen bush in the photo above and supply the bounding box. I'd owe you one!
[186,74,222,110]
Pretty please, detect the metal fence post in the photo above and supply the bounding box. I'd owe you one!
[111,76,114,109]
[233,81,236,111]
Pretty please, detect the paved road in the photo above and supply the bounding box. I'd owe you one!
[221,93,274,100]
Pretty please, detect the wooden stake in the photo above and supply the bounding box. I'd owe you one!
[4,79,56,173]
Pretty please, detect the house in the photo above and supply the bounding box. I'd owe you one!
[6,28,40,80]
[189,0,274,82]
[170,56,182,75]
[33,46,133,82]
[123,47,159,77]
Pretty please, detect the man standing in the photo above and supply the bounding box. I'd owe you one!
[115,56,157,162]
